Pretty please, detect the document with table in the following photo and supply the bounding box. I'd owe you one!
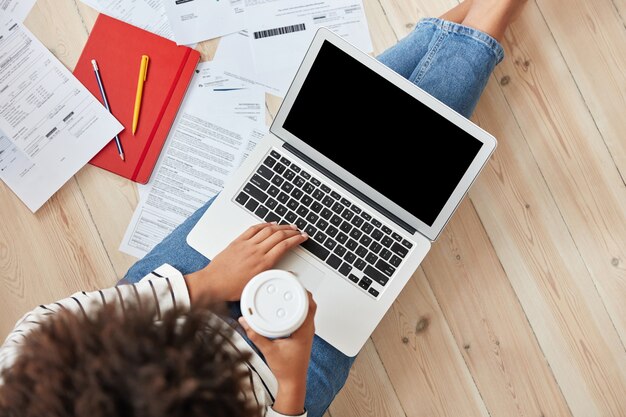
[0,13,123,212]
[119,62,266,258]
[0,0,35,21]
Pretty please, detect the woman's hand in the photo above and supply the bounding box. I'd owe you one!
[239,293,317,415]
[184,222,308,303]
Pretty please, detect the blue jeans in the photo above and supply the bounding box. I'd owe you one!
[123,18,503,417]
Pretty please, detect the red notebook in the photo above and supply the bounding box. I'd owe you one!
[74,15,200,183]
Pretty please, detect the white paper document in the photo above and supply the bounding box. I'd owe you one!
[215,30,285,96]
[120,65,266,258]
[0,0,36,21]
[246,0,372,85]
[80,0,174,40]
[0,16,123,211]
[164,0,245,45]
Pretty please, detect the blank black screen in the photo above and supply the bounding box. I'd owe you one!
[283,41,482,226]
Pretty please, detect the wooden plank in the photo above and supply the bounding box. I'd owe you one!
[422,199,572,417]
[471,78,626,416]
[493,3,626,349]
[372,269,489,417]
[0,178,116,337]
[329,340,406,417]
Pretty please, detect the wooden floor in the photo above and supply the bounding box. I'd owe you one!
[2,0,625,415]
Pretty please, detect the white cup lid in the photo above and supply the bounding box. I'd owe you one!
[240,270,308,338]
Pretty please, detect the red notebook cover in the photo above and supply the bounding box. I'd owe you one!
[73,14,200,183]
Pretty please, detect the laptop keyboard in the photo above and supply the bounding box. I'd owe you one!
[234,149,414,299]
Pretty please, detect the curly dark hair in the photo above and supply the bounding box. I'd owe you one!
[0,301,262,417]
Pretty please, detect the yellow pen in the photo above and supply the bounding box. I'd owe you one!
[132,55,149,135]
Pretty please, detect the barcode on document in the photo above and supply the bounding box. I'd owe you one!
[253,23,306,39]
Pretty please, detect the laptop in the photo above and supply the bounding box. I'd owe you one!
[187,28,496,356]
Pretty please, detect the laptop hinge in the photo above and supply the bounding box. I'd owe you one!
[282,142,417,235]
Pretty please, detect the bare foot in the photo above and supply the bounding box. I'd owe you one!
[461,0,528,41]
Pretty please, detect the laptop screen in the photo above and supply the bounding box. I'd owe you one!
[282,41,483,227]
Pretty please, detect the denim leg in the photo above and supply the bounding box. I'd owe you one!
[377,23,436,78]
[406,18,504,117]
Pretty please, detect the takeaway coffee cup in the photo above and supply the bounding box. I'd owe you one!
[240,270,309,339]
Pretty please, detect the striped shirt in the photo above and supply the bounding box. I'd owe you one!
[0,264,305,417]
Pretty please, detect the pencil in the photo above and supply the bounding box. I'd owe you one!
[92,59,125,161]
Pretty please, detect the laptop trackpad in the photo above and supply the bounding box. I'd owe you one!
[276,251,326,293]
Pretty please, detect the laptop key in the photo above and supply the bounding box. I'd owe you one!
[286,211,298,223]
[382,225,392,235]
[303,183,315,194]
[311,189,323,201]
[279,156,291,166]
[326,254,342,270]
[321,208,333,219]
[402,239,413,249]
[257,165,274,180]
[380,248,392,260]
[296,206,309,217]
[270,150,281,158]
[276,205,288,216]
[330,214,342,226]
[268,186,280,197]
[351,216,364,227]
[255,205,269,219]
[392,232,403,242]
[266,198,278,209]
[324,239,337,251]
[370,242,382,254]
[295,218,307,230]
[349,228,362,240]
[371,229,383,241]
[344,251,357,264]
[366,252,378,265]
[375,259,396,277]
[355,245,368,257]
[382,236,394,248]
[264,156,277,168]
[245,199,259,212]
[271,176,284,187]
[371,219,382,228]
[291,188,304,200]
[306,212,319,224]
[281,182,294,193]
[339,262,352,276]
[301,239,329,261]
[294,176,306,188]
[336,232,348,244]
[358,276,372,290]
[361,222,374,234]
[391,242,409,258]
[341,209,354,221]
[291,164,301,173]
[321,184,331,193]
[390,255,402,267]
[277,192,289,204]
[301,195,313,207]
[339,221,352,233]
[330,191,341,200]
[348,274,360,283]
[314,231,327,244]
[283,169,296,181]
[316,219,328,231]
[346,239,358,251]
[304,225,317,237]
[301,171,311,180]
[322,196,334,207]
[311,202,323,213]
[359,235,372,247]
[364,265,389,286]
[368,288,379,297]
[273,163,286,174]
[361,211,372,221]
[354,258,366,271]
[351,204,362,214]
[331,202,344,214]
[326,225,338,237]
[340,197,351,206]
[287,198,299,211]
[334,245,347,257]
[311,177,321,186]
[236,192,249,205]
[265,212,281,223]
[243,183,268,203]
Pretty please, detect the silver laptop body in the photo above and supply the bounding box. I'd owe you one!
[188,28,496,356]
